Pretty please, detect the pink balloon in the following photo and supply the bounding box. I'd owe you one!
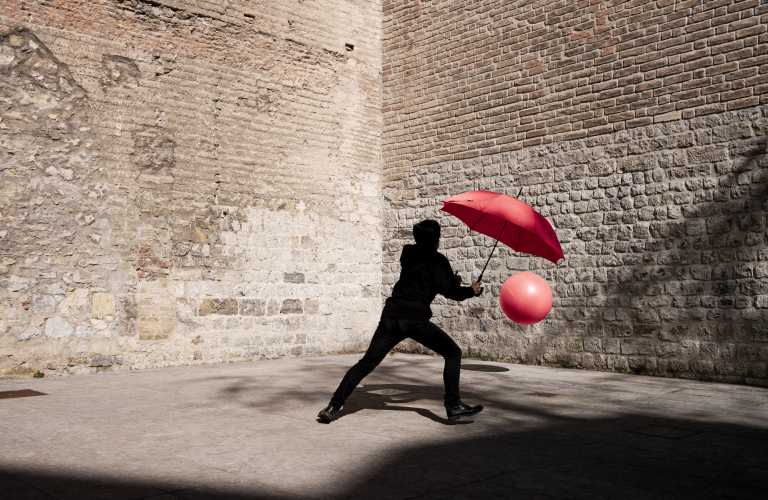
[499,272,553,325]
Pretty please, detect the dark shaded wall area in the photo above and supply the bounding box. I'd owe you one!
[382,0,768,385]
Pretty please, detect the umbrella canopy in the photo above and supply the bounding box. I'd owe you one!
[441,190,564,265]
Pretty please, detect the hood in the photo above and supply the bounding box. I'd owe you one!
[400,244,437,270]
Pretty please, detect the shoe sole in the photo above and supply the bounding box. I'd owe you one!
[447,407,483,420]
[317,411,333,422]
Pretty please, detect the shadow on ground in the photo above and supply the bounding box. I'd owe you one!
[318,383,476,425]
[4,409,768,496]
[3,358,768,499]
[3,412,767,499]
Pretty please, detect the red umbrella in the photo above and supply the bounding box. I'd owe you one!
[441,190,564,282]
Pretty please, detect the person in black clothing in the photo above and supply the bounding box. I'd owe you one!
[318,219,483,422]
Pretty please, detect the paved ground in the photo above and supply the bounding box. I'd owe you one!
[1,354,768,500]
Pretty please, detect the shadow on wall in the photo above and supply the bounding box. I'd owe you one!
[390,109,768,387]
[539,124,768,386]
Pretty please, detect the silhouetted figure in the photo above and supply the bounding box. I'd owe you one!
[318,220,484,422]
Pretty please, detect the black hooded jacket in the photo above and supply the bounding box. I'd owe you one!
[381,244,476,320]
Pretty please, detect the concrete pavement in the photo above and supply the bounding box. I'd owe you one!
[1,354,767,499]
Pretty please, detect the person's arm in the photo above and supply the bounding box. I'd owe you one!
[434,256,479,301]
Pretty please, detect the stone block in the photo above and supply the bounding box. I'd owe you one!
[606,323,632,337]
[45,316,73,339]
[602,338,620,354]
[684,220,706,236]
[660,324,689,341]
[742,309,760,321]
[738,344,756,361]
[92,293,115,316]
[121,296,139,319]
[12,325,42,341]
[753,325,768,342]
[567,338,583,352]
[680,340,699,356]
[57,289,90,316]
[29,294,56,315]
[656,343,677,357]
[614,356,628,371]
[0,275,36,292]
[75,325,95,340]
[706,216,731,234]
[690,266,712,280]
[198,298,237,316]
[699,342,719,358]
[628,357,645,371]
[755,263,768,279]
[304,299,319,314]
[239,299,265,316]
[668,359,689,372]
[715,362,734,374]
[691,360,714,374]
[680,281,706,295]
[584,338,601,352]
[283,272,305,283]
[733,325,747,341]
[176,298,197,319]
[621,339,654,355]
[281,299,303,314]
[687,146,728,164]
[318,299,334,315]
[634,323,660,337]
[90,355,114,367]
[712,281,738,296]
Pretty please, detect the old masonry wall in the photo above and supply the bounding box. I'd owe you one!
[0,0,382,378]
[3,0,768,387]
[382,0,768,385]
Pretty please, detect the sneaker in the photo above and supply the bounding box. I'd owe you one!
[446,402,484,420]
[317,403,340,422]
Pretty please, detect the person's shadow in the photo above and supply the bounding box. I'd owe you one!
[317,383,475,425]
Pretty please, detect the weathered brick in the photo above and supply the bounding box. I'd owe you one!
[621,339,655,355]
[0,1,384,377]
[199,299,237,316]
[691,360,715,374]
[239,299,265,317]
[753,325,768,342]
[3,0,766,388]
[280,299,304,315]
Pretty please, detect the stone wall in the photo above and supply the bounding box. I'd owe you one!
[3,0,768,387]
[382,0,768,385]
[0,0,382,378]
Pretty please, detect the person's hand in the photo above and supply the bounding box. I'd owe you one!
[454,271,462,285]
[471,282,482,296]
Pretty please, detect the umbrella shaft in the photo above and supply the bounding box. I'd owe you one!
[477,238,499,282]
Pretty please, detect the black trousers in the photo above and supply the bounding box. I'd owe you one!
[331,317,463,408]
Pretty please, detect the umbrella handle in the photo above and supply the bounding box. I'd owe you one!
[476,271,484,296]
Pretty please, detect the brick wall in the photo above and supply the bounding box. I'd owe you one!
[3,0,767,385]
[383,0,768,385]
[383,0,767,167]
[0,0,382,378]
